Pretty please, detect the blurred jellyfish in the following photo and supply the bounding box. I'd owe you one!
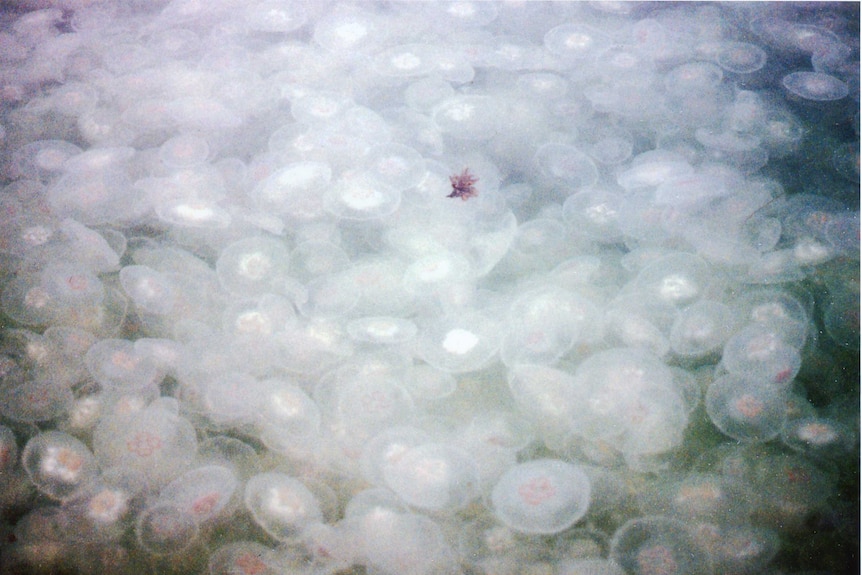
[491,459,590,535]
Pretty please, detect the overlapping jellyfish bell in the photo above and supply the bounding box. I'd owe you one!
[382,441,479,512]
[156,464,238,526]
[782,71,849,102]
[22,430,99,502]
[616,150,694,191]
[416,310,500,374]
[47,161,146,226]
[325,373,415,457]
[506,364,580,444]
[670,300,740,360]
[500,285,601,367]
[84,338,162,396]
[92,397,197,490]
[358,509,457,575]
[136,502,201,557]
[244,472,323,543]
[216,236,291,297]
[323,170,401,221]
[8,139,82,182]
[610,516,712,575]
[633,252,714,309]
[209,541,282,575]
[721,323,802,386]
[256,378,322,458]
[568,348,691,459]
[706,373,790,444]
[603,293,678,359]
[249,161,331,220]
[491,458,591,535]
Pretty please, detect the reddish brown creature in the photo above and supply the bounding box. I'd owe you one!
[447,168,478,200]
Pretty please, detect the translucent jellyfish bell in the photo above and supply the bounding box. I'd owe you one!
[119,265,178,316]
[616,150,694,190]
[534,143,599,193]
[347,316,419,345]
[706,374,789,443]
[92,397,197,489]
[157,465,238,525]
[721,324,802,386]
[22,431,99,501]
[782,71,849,102]
[9,139,82,182]
[491,459,590,535]
[416,311,500,373]
[382,442,479,512]
[715,41,767,74]
[136,502,200,556]
[360,510,456,575]
[216,236,291,297]
[257,378,321,453]
[84,338,161,394]
[244,0,307,33]
[543,23,611,62]
[323,171,401,220]
[244,472,323,542]
[669,300,738,359]
[158,133,210,169]
[501,286,600,367]
[610,516,711,575]
[209,541,281,575]
[562,188,625,243]
[250,161,331,218]
[634,252,712,308]
[432,95,502,141]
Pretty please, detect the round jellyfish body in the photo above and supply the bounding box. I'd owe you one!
[244,472,323,542]
[216,236,291,297]
[716,41,767,74]
[706,373,789,443]
[22,430,99,501]
[670,300,738,358]
[415,311,500,373]
[491,459,590,535]
[157,464,238,525]
[721,323,802,386]
[136,502,200,556]
[782,71,849,101]
[610,516,711,575]
[382,442,479,512]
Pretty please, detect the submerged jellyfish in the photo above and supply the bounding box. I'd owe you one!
[491,459,590,535]
[244,472,323,542]
[782,71,849,101]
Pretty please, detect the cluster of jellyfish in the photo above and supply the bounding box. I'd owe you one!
[0,1,858,575]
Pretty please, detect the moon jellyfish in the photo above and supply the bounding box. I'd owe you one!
[216,236,291,297]
[244,472,323,542]
[706,374,788,443]
[209,541,281,575]
[22,431,99,501]
[157,465,238,525]
[610,516,711,575]
[382,442,479,512]
[782,71,849,101]
[534,143,599,192]
[721,324,802,386]
[491,459,590,534]
[323,171,401,220]
[715,41,767,74]
[670,300,738,359]
[136,502,200,556]
[416,311,500,373]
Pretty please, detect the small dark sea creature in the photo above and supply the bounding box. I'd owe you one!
[447,168,478,201]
